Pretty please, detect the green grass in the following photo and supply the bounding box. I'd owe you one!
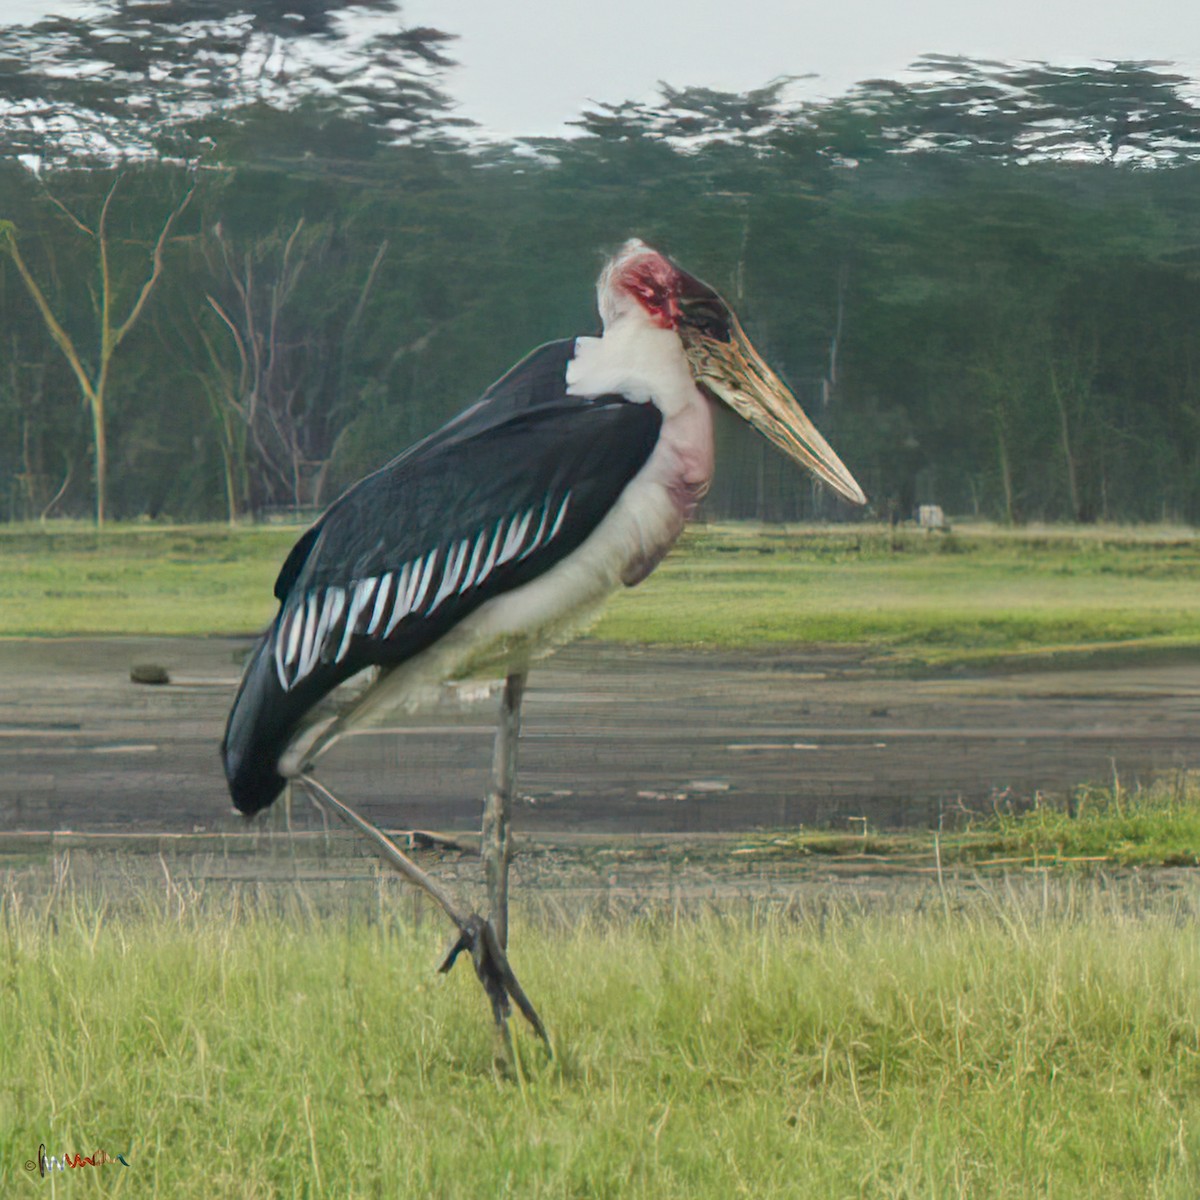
[966,772,1200,867]
[602,522,1200,667]
[3,878,1200,1197]
[5,520,1200,668]
[747,773,1200,869]
[0,522,299,637]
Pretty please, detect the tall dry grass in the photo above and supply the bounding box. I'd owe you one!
[2,866,1199,1197]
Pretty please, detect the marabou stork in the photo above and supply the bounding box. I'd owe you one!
[222,239,866,1045]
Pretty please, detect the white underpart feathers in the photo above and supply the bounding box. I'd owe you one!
[566,318,696,414]
[272,491,575,691]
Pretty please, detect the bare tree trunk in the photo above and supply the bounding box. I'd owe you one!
[206,217,351,513]
[215,405,240,526]
[0,175,194,526]
[995,415,1015,525]
[91,391,108,526]
[1050,362,1081,521]
[822,263,847,410]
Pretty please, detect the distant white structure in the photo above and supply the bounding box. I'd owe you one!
[917,504,947,530]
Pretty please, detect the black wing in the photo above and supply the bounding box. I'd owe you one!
[223,343,661,814]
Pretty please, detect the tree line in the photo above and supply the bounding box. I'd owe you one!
[1,2,1198,526]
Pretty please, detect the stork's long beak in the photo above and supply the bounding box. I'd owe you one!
[680,304,867,507]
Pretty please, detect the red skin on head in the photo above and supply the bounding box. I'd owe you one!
[617,254,681,329]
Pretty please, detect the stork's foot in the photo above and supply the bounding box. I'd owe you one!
[440,914,549,1048]
[299,774,550,1052]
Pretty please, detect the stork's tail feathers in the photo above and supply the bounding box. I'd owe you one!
[221,629,292,815]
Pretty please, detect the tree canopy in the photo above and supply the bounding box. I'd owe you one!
[1,11,1198,526]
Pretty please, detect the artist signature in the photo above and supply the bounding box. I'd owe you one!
[24,1143,130,1176]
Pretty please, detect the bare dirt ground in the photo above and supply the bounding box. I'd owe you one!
[2,636,1198,841]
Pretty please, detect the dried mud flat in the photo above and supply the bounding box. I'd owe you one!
[2,636,1199,843]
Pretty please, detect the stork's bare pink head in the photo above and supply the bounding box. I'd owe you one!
[596,238,867,507]
[601,241,683,328]
[598,239,714,330]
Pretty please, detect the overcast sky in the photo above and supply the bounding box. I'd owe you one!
[401,0,1200,137]
[7,0,1200,138]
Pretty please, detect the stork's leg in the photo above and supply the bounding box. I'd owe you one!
[298,772,548,1048]
[481,672,527,950]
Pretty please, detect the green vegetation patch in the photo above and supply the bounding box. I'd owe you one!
[969,774,1200,867]
[0,522,297,636]
[749,772,1200,869]
[598,523,1200,666]
[5,521,1200,670]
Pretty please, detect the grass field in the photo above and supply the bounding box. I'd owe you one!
[6,519,1200,1195]
[4,519,1200,668]
[3,870,1199,1198]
